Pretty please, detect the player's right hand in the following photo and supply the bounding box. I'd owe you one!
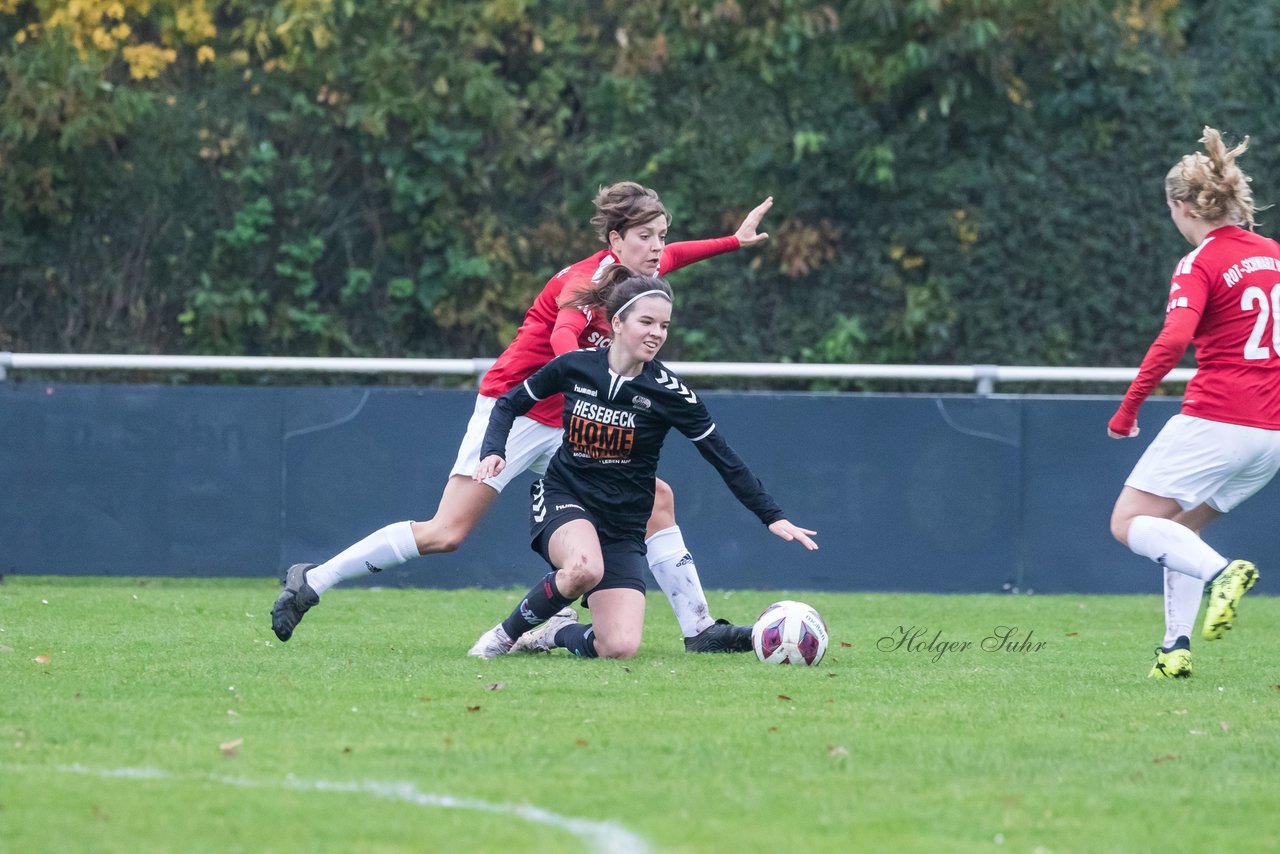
[734,196,773,247]
[1107,409,1140,439]
[474,454,506,482]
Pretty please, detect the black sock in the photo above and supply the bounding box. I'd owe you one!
[554,622,599,658]
[501,571,573,640]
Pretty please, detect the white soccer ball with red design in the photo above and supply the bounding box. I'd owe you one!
[751,600,828,666]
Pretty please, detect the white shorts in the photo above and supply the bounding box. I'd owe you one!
[449,395,563,493]
[1126,413,1280,512]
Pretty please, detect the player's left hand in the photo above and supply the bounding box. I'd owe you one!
[734,196,773,248]
[769,519,818,550]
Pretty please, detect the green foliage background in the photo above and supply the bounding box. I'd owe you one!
[3,0,1279,370]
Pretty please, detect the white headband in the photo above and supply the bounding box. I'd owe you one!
[615,289,672,319]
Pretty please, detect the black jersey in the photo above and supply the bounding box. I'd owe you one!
[482,347,786,541]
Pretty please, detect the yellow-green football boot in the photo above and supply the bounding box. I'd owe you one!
[1202,560,1259,641]
[1148,636,1192,679]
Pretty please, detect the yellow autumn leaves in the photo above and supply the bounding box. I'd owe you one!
[4,0,215,79]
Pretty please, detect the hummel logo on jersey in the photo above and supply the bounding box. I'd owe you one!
[655,368,697,404]
[632,395,651,410]
[365,561,383,574]
[574,384,598,397]
[555,503,584,512]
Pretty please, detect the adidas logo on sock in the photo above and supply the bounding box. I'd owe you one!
[675,554,694,568]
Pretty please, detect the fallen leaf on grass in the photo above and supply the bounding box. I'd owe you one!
[342,746,351,754]
[418,696,431,703]
[768,726,778,733]
[575,739,588,747]
[485,682,504,691]
[1065,632,1079,637]
[839,642,852,648]
[827,745,849,757]
[33,654,50,664]
[1153,754,1177,764]
[466,705,481,713]
[219,738,243,757]
[1219,721,1230,732]
[777,694,791,701]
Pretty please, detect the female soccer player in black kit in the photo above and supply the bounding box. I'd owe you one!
[468,268,818,659]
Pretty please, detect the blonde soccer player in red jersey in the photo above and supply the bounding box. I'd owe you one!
[272,182,775,653]
[1108,127,1278,678]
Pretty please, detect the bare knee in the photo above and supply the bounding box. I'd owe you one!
[557,554,604,597]
[1109,510,1134,547]
[413,477,498,555]
[1111,487,1187,550]
[593,634,641,659]
[411,519,465,554]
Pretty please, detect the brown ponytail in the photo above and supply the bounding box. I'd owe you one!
[564,265,673,321]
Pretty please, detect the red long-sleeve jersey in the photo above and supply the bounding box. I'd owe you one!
[479,236,740,426]
[1111,225,1280,433]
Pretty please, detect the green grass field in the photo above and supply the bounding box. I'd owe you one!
[3,576,1278,853]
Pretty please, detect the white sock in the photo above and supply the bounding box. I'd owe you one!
[1162,567,1202,648]
[307,521,419,595]
[646,526,715,638]
[1126,515,1227,582]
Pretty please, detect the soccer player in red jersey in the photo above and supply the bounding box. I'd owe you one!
[1108,127,1278,678]
[272,182,775,652]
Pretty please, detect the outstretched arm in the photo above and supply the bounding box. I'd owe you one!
[660,196,774,273]
[691,429,817,550]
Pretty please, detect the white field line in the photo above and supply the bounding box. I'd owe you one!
[12,763,652,854]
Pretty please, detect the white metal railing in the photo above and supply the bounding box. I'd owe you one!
[0,352,1195,394]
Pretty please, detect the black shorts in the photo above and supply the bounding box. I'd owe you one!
[528,479,648,605]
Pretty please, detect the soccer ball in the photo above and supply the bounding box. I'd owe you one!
[751,600,829,666]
